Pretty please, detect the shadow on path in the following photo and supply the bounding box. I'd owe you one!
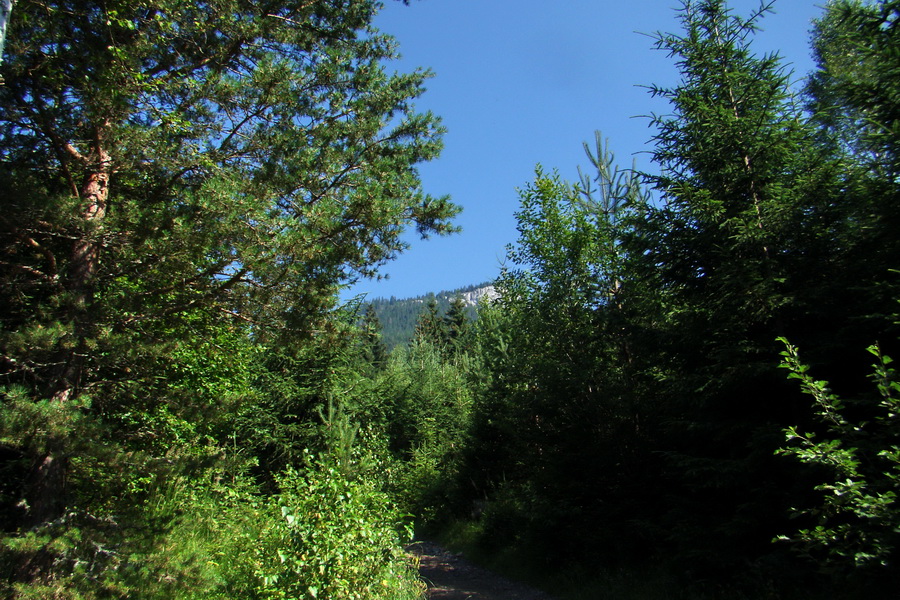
[406,541,558,600]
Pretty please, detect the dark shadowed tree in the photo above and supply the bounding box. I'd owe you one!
[361,303,389,370]
[413,296,445,348]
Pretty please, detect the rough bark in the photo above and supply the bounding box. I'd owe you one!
[23,453,69,529]
[28,126,111,529]
[50,126,111,404]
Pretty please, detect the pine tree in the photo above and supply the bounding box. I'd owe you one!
[0,0,458,555]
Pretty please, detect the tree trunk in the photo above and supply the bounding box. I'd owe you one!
[29,127,111,528]
[50,127,110,403]
[23,453,69,528]
[0,0,13,70]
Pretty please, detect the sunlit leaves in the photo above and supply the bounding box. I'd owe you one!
[777,339,900,567]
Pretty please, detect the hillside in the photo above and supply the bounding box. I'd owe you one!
[367,282,496,350]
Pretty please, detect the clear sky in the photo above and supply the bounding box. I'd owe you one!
[346,0,827,301]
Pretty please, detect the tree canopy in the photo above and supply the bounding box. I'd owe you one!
[3,1,900,599]
[0,0,458,401]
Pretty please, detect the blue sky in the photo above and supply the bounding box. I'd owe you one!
[347,0,827,301]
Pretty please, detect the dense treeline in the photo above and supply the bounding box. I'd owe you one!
[2,0,899,599]
[365,282,490,350]
[427,1,900,597]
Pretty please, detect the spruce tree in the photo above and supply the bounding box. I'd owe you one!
[633,0,842,574]
[443,295,470,354]
[413,296,446,348]
[361,304,389,370]
[804,0,900,357]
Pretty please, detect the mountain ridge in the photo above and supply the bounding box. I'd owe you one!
[366,282,496,350]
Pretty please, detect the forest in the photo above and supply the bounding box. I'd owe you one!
[366,283,492,350]
[1,0,899,598]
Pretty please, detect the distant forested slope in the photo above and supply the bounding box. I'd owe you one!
[366,282,495,350]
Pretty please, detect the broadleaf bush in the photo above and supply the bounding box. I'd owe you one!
[256,452,424,600]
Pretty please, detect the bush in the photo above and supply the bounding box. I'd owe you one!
[255,453,424,600]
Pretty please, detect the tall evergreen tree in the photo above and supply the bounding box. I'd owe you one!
[807,0,900,176]
[772,0,900,585]
[442,2,900,595]
[413,296,446,348]
[804,0,900,353]
[632,0,860,574]
[644,0,817,328]
[0,0,458,573]
[361,303,389,370]
[442,295,469,355]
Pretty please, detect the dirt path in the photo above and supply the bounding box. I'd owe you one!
[406,541,558,600]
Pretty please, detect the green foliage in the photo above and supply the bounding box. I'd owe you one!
[412,295,472,358]
[777,338,900,568]
[413,298,445,348]
[370,340,477,524]
[644,0,820,327]
[804,0,900,339]
[258,454,423,600]
[1,407,426,600]
[0,0,459,404]
[621,0,860,578]
[446,3,899,594]
[360,304,389,372]
[807,0,900,176]
[0,442,254,599]
[456,146,658,569]
[443,296,471,353]
[337,300,482,530]
[0,0,457,593]
[5,0,900,597]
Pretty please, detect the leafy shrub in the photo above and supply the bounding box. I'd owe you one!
[255,452,424,600]
[777,338,900,569]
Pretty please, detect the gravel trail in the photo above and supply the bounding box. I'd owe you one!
[406,541,558,600]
